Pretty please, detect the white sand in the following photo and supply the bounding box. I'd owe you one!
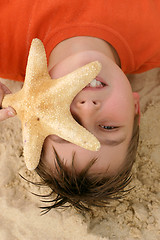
[0,68,159,240]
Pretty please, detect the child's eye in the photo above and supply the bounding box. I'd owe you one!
[99,125,118,130]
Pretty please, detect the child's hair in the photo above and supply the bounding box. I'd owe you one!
[34,115,139,215]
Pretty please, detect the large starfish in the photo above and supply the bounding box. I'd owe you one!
[2,39,101,170]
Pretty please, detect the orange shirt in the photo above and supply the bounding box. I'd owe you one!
[1,0,160,82]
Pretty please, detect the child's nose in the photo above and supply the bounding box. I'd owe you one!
[76,99,101,111]
[70,99,101,130]
[72,99,101,121]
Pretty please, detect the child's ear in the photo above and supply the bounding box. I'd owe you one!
[133,92,140,115]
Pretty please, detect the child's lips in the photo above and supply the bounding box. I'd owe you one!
[83,86,106,91]
[96,76,107,85]
[83,76,107,90]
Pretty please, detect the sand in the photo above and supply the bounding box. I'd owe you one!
[0,68,159,240]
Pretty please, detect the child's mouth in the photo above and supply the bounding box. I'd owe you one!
[84,76,107,89]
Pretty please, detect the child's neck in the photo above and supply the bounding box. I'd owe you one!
[48,36,120,72]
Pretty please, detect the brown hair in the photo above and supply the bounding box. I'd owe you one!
[34,115,139,215]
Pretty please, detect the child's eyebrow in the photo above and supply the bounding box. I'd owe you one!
[102,137,126,146]
[53,136,126,147]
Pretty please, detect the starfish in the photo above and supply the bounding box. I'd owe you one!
[2,39,101,170]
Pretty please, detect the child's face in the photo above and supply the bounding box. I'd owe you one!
[42,51,139,176]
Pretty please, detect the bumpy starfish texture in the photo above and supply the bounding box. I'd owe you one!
[2,39,101,170]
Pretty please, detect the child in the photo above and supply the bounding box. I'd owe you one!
[0,0,159,213]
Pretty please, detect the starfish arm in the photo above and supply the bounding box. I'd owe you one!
[46,61,102,105]
[2,92,18,109]
[2,91,24,115]
[44,112,101,151]
[24,38,51,89]
[22,121,46,170]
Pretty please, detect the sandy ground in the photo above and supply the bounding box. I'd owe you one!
[0,68,159,240]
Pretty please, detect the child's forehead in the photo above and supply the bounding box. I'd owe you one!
[42,136,128,176]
